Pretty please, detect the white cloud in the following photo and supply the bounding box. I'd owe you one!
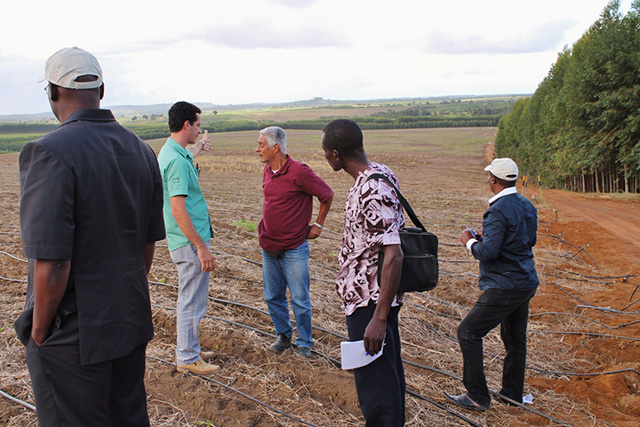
[0,0,628,115]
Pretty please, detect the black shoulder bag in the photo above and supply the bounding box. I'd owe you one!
[367,173,439,293]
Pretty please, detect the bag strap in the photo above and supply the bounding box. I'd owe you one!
[366,173,427,232]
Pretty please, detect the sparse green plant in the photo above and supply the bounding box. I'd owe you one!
[232,219,257,232]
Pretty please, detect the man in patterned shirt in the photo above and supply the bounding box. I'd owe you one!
[321,119,406,426]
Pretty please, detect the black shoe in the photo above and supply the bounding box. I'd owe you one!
[443,392,489,412]
[297,347,312,359]
[269,334,292,352]
[496,392,522,407]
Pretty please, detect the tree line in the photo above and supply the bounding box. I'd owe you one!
[1,113,503,152]
[496,0,640,193]
[495,0,640,193]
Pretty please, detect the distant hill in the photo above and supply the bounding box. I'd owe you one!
[0,95,530,123]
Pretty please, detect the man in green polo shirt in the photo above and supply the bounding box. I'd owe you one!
[158,101,219,375]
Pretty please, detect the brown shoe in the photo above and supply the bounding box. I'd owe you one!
[177,358,220,375]
[200,350,216,360]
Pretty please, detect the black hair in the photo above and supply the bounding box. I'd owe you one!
[322,119,364,158]
[168,101,201,133]
[491,173,517,188]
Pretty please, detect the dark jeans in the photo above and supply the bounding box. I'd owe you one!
[456,287,536,406]
[346,301,405,427]
[25,312,150,427]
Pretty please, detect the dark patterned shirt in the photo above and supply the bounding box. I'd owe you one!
[336,162,405,316]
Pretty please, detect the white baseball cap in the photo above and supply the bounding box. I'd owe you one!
[40,47,103,89]
[484,158,519,181]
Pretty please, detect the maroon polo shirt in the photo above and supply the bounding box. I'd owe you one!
[258,155,332,252]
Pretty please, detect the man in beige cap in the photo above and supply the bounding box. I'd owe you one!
[444,157,539,412]
[15,47,165,426]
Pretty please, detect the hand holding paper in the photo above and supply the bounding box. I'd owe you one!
[341,340,385,370]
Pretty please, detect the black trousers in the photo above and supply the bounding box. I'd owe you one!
[25,312,150,427]
[456,287,537,406]
[346,302,405,427]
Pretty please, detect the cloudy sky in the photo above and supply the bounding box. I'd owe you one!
[0,0,627,115]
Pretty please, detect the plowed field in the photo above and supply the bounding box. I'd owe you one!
[1,127,638,426]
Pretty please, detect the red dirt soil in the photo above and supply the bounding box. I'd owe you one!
[527,186,640,426]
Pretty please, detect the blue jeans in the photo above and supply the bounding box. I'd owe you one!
[171,242,210,365]
[346,301,405,427]
[261,241,313,348]
[457,287,537,406]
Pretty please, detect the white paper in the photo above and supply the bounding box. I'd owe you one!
[340,340,384,370]
[523,394,533,404]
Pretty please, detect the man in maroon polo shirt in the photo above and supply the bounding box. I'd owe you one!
[256,126,333,358]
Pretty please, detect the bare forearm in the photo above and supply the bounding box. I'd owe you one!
[187,143,203,157]
[189,130,211,157]
[32,259,71,345]
[307,193,333,239]
[374,244,403,320]
[315,193,333,226]
[363,244,403,354]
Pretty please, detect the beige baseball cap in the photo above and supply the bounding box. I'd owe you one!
[484,158,519,181]
[40,47,103,89]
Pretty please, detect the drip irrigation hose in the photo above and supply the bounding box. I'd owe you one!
[0,389,35,411]
[0,272,580,425]
[155,302,575,426]
[551,267,637,281]
[561,244,593,265]
[486,391,571,426]
[206,251,338,285]
[532,330,640,343]
[529,312,640,329]
[576,304,640,315]
[621,297,640,312]
[405,300,463,320]
[0,275,26,283]
[412,316,640,378]
[0,250,27,262]
[1,237,631,425]
[545,272,616,285]
[151,304,485,426]
[148,355,323,427]
[539,233,598,267]
[547,282,640,314]
[405,389,484,427]
[150,281,348,341]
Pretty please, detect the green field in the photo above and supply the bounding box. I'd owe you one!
[0,96,519,153]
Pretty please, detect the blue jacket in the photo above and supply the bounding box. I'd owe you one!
[471,192,539,291]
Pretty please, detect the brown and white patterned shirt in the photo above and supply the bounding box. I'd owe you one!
[336,162,405,316]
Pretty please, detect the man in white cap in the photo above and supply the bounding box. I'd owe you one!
[444,157,539,412]
[15,47,165,426]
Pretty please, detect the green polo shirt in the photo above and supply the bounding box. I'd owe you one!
[158,137,213,251]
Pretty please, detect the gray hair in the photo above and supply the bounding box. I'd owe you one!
[260,126,287,154]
